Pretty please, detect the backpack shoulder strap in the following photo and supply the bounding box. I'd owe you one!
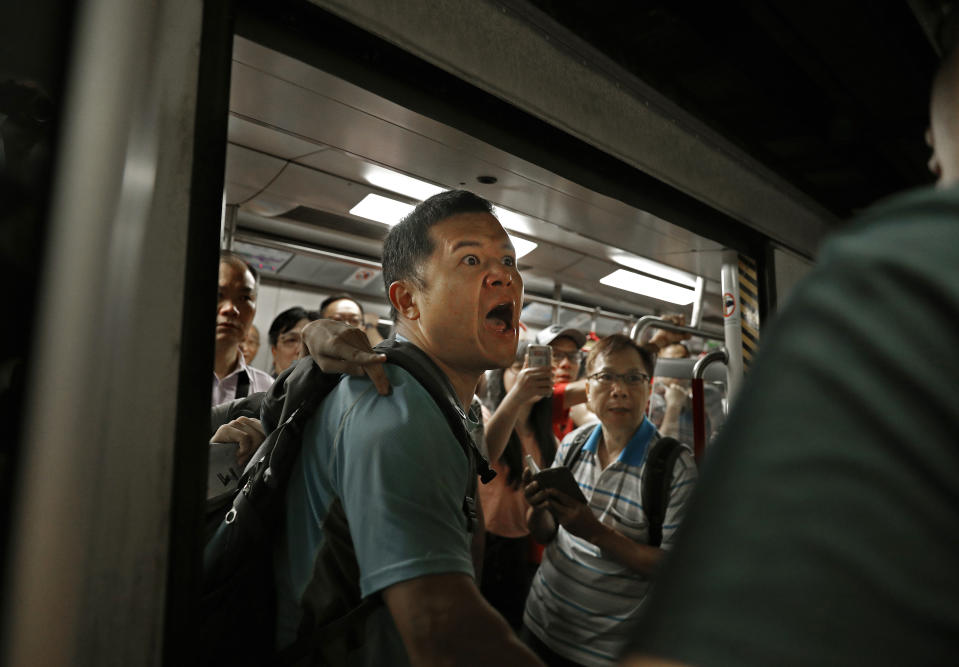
[376,339,494,531]
[563,423,598,471]
[641,436,685,548]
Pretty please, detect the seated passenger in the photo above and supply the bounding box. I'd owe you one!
[274,190,540,665]
[212,252,273,407]
[268,306,316,377]
[521,334,697,666]
[478,341,557,629]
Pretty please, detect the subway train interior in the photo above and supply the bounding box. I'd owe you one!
[1,0,944,664]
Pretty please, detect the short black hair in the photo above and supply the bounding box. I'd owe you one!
[585,333,656,378]
[319,294,364,318]
[220,250,259,287]
[381,190,494,318]
[267,306,310,346]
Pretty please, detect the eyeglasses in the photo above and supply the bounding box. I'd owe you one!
[551,350,583,364]
[277,332,303,347]
[588,371,651,387]
[327,314,363,327]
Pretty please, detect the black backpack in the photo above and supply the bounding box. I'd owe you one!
[199,339,493,667]
[562,424,685,547]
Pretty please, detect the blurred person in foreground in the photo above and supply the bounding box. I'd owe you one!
[623,32,959,667]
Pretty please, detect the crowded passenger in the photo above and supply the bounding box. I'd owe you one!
[622,30,959,667]
[211,252,273,407]
[478,340,557,629]
[537,324,591,440]
[319,293,385,345]
[238,323,260,365]
[318,293,364,328]
[275,190,541,665]
[268,306,317,376]
[522,334,697,666]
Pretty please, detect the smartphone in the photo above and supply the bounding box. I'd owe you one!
[526,344,552,368]
[525,454,541,475]
[533,466,588,504]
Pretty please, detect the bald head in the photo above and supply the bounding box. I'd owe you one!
[928,45,959,186]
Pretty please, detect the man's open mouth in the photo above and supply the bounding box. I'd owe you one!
[484,301,515,334]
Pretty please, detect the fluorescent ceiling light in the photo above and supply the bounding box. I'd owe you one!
[600,269,696,305]
[608,252,697,287]
[493,206,536,234]
[349,193,414,226]
[509,235,537,259]
[362,165,446,201]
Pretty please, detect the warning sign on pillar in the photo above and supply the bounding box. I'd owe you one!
[343,267,381,289]
[723,292,736,318]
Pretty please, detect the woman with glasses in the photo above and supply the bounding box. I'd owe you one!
[267,306,317,377]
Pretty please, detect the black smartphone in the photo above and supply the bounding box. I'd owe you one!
[534,466,588,504]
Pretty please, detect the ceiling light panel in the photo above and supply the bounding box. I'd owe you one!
[600,269,696,305]
[608,252,698,287]
[349,193,414,226]
[509,235,537,259]
[362,164,446,201]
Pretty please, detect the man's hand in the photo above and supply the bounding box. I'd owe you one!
[664,381,688,408]
[542,487,605,542]
[510,363,553,404]
[301,319,390,395]
[210,416,266,467]
[524,467,603,541]
[648,313,692,349]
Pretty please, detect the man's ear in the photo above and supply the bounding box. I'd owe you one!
[389,281,420,320]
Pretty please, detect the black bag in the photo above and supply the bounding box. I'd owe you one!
[199,339,493,667]
[562,424,685,547]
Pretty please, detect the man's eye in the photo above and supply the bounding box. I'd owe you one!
[463,255,479,266]
[600,373,615,382]
[503,256,515,267]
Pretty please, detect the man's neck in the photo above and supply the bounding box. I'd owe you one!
[214,344,241,380]
[597,425,632,469]
[396,325,479,409]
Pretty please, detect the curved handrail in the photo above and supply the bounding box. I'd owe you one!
[628,315,724,344]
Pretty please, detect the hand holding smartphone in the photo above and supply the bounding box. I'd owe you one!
[526,344,552,368]
[534,466,588,504]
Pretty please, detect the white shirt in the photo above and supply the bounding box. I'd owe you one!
[211,352,274,407]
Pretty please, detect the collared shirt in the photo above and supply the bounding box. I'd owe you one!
[524,417,697,666]
[211,352,274,407]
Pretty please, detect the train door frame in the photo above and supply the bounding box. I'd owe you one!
[4,1,812,663]
[3,1,232,665]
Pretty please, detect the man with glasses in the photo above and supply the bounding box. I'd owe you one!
[521,334,697,666]
[537,320,690,441]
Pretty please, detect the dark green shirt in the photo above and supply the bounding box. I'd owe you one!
[629,186,959,666]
